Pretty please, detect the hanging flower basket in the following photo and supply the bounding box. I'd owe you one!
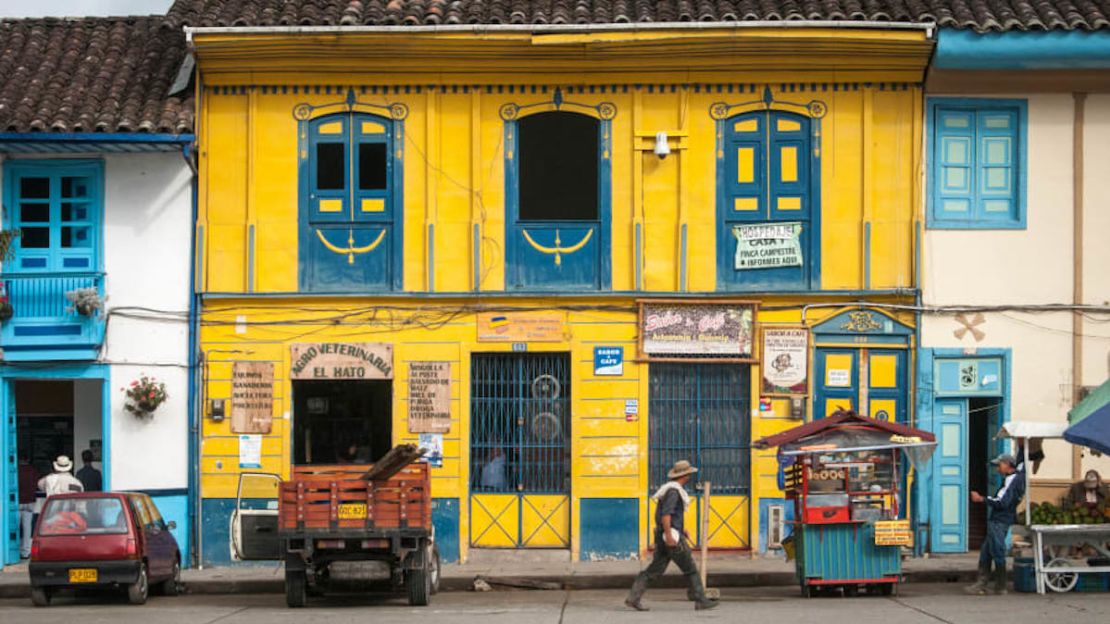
[65,287,105,318]
[122,375,167,418]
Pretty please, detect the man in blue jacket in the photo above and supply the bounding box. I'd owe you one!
[966,453,1025,595]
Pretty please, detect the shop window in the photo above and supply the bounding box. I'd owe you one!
[928,98,1027,229]
[2,160,102,273]
[292,379,393,466]
[506,111,610,291]
[300,112,401,292]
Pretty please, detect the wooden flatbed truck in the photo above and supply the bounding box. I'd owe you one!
[278,462,439,607]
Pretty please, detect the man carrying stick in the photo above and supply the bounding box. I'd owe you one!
[625,460,719,611]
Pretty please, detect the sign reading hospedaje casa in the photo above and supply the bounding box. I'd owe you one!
[290,342,394,380]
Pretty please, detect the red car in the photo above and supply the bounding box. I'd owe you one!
[29,491,181,606]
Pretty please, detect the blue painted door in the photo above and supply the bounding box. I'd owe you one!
[813,349,858,418]
[932,399,968,553]
[717,111,818,290]
[3,380,17,565]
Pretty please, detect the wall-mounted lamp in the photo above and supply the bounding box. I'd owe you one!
[653,131,671,160]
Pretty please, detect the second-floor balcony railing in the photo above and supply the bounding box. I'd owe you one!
[1,271,105,361]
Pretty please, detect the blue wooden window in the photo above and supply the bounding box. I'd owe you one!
[716,111,820,291]
[505,111,611,291]
[299,112,402,291]
[928,99,1027,229]
[2,160,102,272]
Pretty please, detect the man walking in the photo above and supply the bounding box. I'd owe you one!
[18,452,37,558]
[966,453,1024,595]
[625,460,718,611]
[76,450,103,492]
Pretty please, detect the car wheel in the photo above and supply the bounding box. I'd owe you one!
[128,563,149,605]
[160,557,181,596]
[429,544,442,595]
[285,569,307,608]
[30,587,51,607]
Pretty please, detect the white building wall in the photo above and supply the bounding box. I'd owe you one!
[101,152,192,491]
[922,93,1110,488]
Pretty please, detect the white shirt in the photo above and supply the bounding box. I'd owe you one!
[38,472,84,496]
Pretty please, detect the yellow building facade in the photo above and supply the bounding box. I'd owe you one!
[191,27,931,565]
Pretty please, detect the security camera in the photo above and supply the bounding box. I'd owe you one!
[654,131,670,160]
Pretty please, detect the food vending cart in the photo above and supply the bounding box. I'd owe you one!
[756,411,936,597]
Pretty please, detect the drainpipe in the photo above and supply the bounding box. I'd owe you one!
[182,139,200,568]
[1071,92,1085,482]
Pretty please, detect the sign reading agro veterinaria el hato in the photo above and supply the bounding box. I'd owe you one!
[641,303,754,358]
[290,342,393,380]
[734,222,803,270]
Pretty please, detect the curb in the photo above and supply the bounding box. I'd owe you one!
[0,569,977,599]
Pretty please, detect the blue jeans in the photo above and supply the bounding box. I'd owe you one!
[979,521,1009,571]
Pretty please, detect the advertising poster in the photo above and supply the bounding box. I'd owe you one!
[761,326,810,396]
[640,302,755,360]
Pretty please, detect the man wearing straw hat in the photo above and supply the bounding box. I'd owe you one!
[37,455,84,497]
[625,460,719,611]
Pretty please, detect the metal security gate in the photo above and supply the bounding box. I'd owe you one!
[649,363,752,548]
[470,353,570,549]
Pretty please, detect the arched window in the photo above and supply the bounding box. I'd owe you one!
[506,110,610,291]
[300,112,401,291]
[717,110,819,290]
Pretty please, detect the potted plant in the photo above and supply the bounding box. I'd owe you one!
[0,290,11,322]
[65,286,105,317]
[122,374,168,418]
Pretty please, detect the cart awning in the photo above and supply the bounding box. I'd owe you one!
[994,421,1068,440]
[754,410,935,449]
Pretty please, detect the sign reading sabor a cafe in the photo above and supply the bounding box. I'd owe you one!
[290,342,394,380]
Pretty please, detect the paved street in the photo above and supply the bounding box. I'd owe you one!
[1,585,1108,623]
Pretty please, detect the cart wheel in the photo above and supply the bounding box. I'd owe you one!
[408,564,431,606]
[800,584,813,598]
[879,583,896,596]
[429,544,442,595]
[844,585,859,597]
[285,569,307,608]
[1045,557,1079,593]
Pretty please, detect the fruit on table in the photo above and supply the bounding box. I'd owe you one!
[1028,502,1109,525]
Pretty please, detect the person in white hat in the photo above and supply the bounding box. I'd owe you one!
[625,460,718,611]
[37,455,85,497]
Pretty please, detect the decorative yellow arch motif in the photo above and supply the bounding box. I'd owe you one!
[711,86,827,159]
[521,228,594,266]
[315,229,388,265]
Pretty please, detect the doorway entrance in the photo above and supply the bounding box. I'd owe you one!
[469,353,571,549]
[647,363,752,549]
[292,380,393,466]
[3,378,104,565]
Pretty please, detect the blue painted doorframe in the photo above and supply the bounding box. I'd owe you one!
[0,363,110,568]
[914,348,1011,555]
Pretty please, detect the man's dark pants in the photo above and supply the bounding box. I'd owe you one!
[627,530,707,602]
[979,520,1009,572]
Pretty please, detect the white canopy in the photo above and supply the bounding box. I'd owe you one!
[994,421,1068,440]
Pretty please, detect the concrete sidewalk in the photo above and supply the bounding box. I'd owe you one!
[0,553,980,598]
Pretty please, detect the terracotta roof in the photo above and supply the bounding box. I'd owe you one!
[754,410,935,449]
[166,0,1110,32]
[0,17,193,136]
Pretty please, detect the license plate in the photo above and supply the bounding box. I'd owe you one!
[337,503,367,519]
[69,568,98,583]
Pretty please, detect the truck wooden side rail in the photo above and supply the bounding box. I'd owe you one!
[277,463,438,607]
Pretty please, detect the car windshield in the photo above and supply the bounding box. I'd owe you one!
[39,497,128,536]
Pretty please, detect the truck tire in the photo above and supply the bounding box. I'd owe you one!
[128,563,149,605]
[407,564,431,606]
[30,587,51,607]
[430,544,442,595]
[286,570,307,608]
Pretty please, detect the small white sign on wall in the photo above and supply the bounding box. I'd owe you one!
[239,434,262,469]
[827,369,852,388]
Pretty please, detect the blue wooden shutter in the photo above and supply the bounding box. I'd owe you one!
[931,399,968,553]
[976,110,1018,222]
[724,114,766,219]
[934,109,975,221]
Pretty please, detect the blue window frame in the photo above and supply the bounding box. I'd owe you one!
[716,110,820,291]
[928,98,1027,229]
[2,160,102,273]
[505,111,611,291]
[298,112,402,292]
